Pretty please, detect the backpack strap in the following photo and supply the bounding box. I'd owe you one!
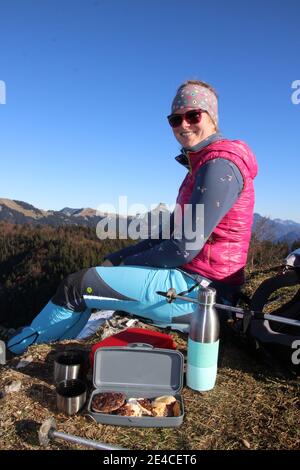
[250,268,300,347]
[251,268,300,312]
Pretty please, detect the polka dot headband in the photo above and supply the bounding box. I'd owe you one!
[171,84,218,128]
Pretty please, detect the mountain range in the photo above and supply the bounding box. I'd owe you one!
[252,213,300,244]
[0,198,169,239]
[0,198,300,244]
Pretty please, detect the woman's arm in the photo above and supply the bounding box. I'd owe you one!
[104,213,175,265]
[121,158,243,268]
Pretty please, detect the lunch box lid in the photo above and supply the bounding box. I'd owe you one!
[93,343,184,395]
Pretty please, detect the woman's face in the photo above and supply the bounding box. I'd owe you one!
[171,107,216,148]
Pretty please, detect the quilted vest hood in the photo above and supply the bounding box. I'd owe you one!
[176,139,258,285]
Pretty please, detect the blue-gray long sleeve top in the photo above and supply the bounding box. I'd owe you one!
[106,154,243,268]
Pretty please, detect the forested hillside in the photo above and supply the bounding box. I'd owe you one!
[0,222,132,327]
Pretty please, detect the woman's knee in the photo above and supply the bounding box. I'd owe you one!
[52,268,89,312]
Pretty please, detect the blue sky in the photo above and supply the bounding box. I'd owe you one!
[0,0,299,221]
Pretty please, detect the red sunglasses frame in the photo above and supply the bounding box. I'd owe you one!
[167,109,204,128]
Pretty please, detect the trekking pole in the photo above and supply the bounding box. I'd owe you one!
[156,289,300,329]
[39,417,125,450]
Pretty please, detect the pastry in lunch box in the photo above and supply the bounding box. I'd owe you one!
[152,395,181,417]
[91,392,126,413]
[137,398,153,415]
[114,403,143,417]
[127,398,153,416]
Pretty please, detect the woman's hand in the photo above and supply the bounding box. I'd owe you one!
[101,259,114,267]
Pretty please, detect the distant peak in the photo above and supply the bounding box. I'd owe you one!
[59,207,82,216]
[13,200,38,211]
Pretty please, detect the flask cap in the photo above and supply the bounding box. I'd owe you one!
[198,287,216,305]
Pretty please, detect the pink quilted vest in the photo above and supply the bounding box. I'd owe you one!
[177,139,258,285]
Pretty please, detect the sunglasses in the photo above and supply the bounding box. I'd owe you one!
[167,109,203,128]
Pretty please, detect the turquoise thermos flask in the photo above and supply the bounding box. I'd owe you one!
[186,287,220,391]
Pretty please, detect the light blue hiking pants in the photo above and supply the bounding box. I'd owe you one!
[8,266,202,354]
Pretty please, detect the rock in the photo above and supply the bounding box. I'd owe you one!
[16,355,33,369]
[4,380,22,394]
[241,438,251,449]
